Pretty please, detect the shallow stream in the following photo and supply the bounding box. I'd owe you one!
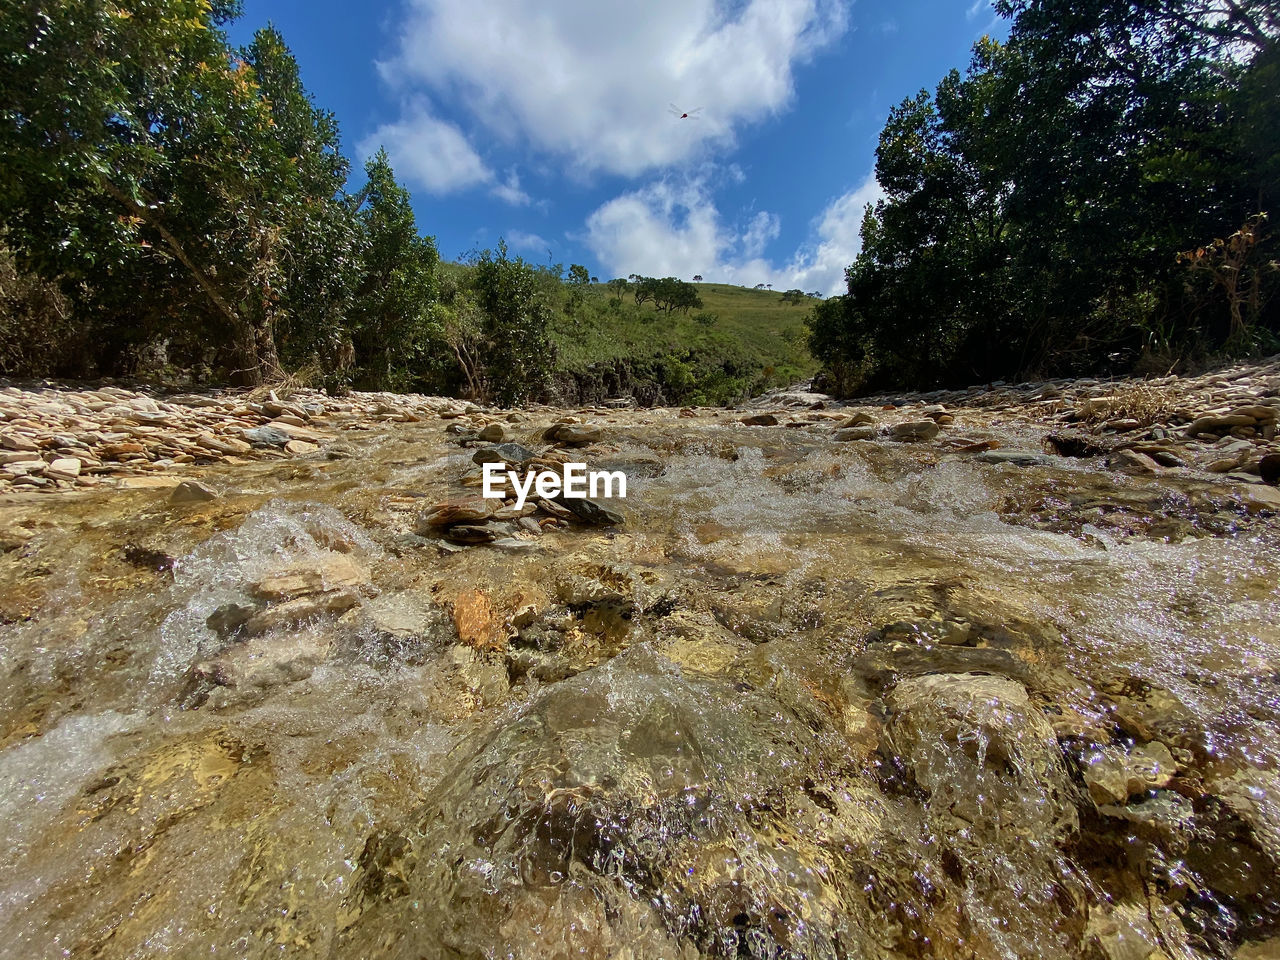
[1,410,1278,959]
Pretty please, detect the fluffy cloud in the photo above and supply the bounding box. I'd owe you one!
[359,103,490,194]
[360,105,533,205]
[583,171,883,295]
[378,0,848,178]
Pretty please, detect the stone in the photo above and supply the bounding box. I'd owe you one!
[284,439,319,455]
[250,554,368,602]
[889,420,940,441]
[885,673,1076,837]
[0,450,41,466]
[1082,741,1176,806]
[452,589,506,652]
[166,478,216,504]
[554,495,624,526]
[45,457,81,480]
[975,450,1048,466]
[243,425,292,448]
[834,426,877,441]
[1107,449,1161,474]
[243,590,361,635]
[117,475,185,489]
[196,432,253,455]
[0,432,39,452]
[840,411,876,427]
[471,443,535,467]
[740,413,780,426]
[477,422,507,443]
[1187,414,1256,434]
[550,422,603,446]
[416,497,496,529]
[192,632,331,696]
[445,524,502,544]
[1260,453,1280,486]
[1239,485,1280,514]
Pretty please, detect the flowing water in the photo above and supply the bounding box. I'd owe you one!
[1,410,1278,959]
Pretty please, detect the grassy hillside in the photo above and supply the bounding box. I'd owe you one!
[548,281,819,405]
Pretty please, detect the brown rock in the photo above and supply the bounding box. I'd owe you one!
[169,479,218,503]
[1108,449,1161,474]
[452,589,506,652]
[196,433,253,455]
[251,554,369,602]
[0,432,39,452]
[417,497,497,529]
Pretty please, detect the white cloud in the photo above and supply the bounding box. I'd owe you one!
[360,102,491,194]
[583,171,882,295]
[379,0,849,178]
[360,106,534,205]
[742,211,781,258]
[507,229,550,255]
[491,169,530,206]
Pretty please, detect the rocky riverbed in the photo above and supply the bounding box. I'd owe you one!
[1,358,1280,959]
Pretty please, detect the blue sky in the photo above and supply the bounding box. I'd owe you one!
[228,0,1007,294]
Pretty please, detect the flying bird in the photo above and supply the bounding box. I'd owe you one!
[669,104,702,120]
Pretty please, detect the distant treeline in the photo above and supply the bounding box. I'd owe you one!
[809,0,1280,394]
[0,1,581,403]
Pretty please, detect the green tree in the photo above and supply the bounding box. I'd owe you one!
[566,262,590,313]
[243,25,359,376]
[811,0,1279,393]
[473,240,553,405]
[348,148,440,391]
[0,0,352,384]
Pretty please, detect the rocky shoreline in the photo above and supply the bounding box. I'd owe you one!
[3,355,1280,494]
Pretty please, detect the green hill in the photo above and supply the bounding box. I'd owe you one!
[548,281,820,406]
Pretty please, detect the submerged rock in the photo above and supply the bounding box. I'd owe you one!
[884,672,1077,839]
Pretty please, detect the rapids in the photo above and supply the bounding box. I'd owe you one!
[1,407,1278,959]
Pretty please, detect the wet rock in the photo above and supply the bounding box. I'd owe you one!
[471,442,535,467]
[337,652,877,960]
[547,422,602,445]
[884,673,1076,837]
[554,494,624,526]
[889,420,939,441]
[284,438,318,455]
[1080,741,1176,806]
[250,554,368,602]
[1259,453,1280,485]
[191,631,331,703]
[122,544,177,572]
[840,411,876,427]
[243,590,361,635]
[834,425,877,441]
[444,523,504,544]
[555,573,633,609]
[451,589,507,652]
[415,497,496,529]
[740,413,779,426]
[975,449,1048,466]
[169,479,218,503]
[1238,485,1280,514]
[1107,449,1161,474]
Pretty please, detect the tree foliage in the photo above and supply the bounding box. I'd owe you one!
[810,0,1280,393]
[347,148,440,391]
